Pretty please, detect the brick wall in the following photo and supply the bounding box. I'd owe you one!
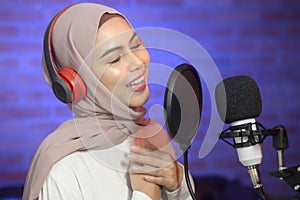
[0,0,299,198]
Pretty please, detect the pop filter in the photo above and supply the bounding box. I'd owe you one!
[164,63,202,150]
[164,63,202,200]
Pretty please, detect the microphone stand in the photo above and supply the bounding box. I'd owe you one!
[269,126,300,200]
[270,165,300,200]
[219,122,300,200]
[180,143,197,200]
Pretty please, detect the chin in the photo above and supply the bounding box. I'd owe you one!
[128,88,150,108]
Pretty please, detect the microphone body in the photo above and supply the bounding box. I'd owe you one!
[215,75,266,199]
[232,118,262,167]
[231,118,264,191]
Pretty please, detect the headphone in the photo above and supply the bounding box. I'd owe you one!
[43,5,86,104]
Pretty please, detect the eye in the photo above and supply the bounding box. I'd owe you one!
[131,38,142,50]
[110,56,121,64]
[131,43,141,50]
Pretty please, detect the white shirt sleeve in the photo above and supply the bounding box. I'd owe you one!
[132,191,152,200]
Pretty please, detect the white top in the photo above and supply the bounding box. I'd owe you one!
[39,138,194,200]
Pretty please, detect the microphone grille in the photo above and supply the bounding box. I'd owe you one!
[215,75,262,124]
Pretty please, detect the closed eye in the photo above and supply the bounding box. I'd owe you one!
[130,33,143,50]
[131,43,141,50]
[110,56,121,64]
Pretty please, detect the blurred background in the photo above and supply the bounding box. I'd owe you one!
[0,0,299,199]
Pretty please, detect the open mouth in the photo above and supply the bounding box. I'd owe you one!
[127,74,146,92]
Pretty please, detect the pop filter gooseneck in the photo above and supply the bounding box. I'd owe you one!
[164,63,202,200]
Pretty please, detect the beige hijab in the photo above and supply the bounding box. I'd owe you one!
[23,3,173,200]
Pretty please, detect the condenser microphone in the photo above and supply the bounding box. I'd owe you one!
[215,75,266,199]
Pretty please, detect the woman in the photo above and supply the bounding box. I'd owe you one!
[23,3,194,200]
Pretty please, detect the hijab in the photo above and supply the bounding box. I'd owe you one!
[23,3,173,200]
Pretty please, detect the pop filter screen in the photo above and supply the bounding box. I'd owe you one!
[164,63,202,149]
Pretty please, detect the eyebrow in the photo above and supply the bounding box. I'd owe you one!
[100,32,138,58]
[129,32,137,43]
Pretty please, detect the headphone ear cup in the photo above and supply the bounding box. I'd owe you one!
[57,67,87,103]
[52,77,73,104]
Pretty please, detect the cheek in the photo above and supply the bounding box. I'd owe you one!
[100,67,126,92]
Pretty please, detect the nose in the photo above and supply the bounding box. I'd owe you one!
[124,50,144,72]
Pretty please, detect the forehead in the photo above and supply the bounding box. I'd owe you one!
[95,16,134,46]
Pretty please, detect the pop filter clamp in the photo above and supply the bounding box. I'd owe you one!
[219,122,300,199]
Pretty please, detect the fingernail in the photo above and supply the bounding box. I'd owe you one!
[144,176,153,181]
[132,165,142,171]
[131,146,139,151]
[127,154,134,159]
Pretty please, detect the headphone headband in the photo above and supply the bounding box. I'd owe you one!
[43,4,86,104]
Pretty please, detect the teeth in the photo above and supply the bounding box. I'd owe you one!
[130,75,144,86]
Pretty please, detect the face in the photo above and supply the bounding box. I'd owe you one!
[91,15,150,108]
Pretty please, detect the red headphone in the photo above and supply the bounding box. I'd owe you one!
[43,5,86,103]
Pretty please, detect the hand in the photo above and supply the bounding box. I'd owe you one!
[128,142,183,192]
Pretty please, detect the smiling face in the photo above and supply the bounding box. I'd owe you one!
[91,15,150,108]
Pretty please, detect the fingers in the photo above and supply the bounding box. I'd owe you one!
[130,146,173,161]
[129,162,179,192]
[128,147,174,169]
[130,162,175,176]
[144,175,178,192]
[128,145,181,192]
[128,153,168,169]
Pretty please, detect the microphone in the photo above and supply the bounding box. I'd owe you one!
[215,75,267,199]
[164,63,202,200]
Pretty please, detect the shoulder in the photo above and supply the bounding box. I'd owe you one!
[41,150,131,199]
[46,151,86,184]
[39,152,85,199]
